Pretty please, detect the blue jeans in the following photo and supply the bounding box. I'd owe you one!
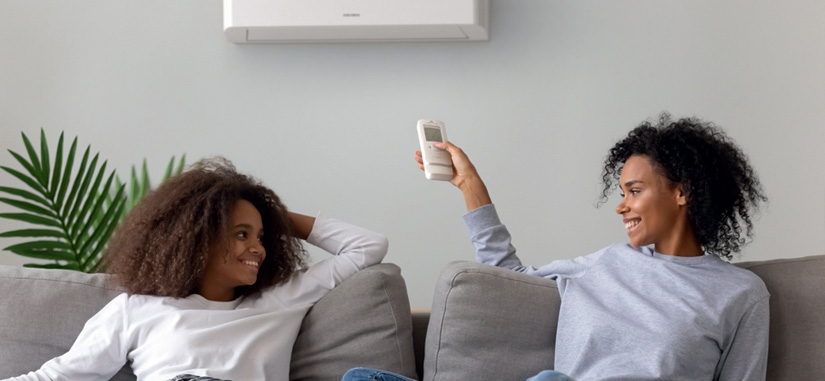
[342,368,416,381]
[341,368,574,381]
[167,375,230,381]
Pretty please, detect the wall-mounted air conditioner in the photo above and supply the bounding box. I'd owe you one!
[223,0,489,43]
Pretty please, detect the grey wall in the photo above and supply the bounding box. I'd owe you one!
[1,0,823,308]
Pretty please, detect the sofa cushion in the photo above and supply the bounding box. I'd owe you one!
[423,261,560,381]
[0,263,416,381]
[735,255,825,381]
[290,263,417,380]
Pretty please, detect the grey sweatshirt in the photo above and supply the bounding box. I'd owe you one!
[463,204,769,381]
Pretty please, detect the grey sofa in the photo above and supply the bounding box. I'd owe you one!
[2,255,824,380]
[417,255,825,381]
[0,263,417,381]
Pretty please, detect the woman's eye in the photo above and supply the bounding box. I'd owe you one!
[619,193,626,198]
[236,231,247,239]
[631,189,641,195]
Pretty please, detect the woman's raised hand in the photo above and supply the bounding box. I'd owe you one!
[415,141,492,211]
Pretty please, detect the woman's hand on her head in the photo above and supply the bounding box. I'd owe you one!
[287,212,315,240]
[414,141,492,211]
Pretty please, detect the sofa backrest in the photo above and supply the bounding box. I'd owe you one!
[735,255,825,380]
[291,263,417,380]
[0,263,416,381]
[423,255,825,381]
[423,261,560,381]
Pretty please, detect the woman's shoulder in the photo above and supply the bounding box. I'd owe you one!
[714,259,770,295]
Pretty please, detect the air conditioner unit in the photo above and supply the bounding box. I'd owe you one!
[223,0,489,43]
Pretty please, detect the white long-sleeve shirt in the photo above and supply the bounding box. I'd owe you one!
[7,213,388,381]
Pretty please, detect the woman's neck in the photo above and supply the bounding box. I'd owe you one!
[655,227,703,257]
[198,283,236,302]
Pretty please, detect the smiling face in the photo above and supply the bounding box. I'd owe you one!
[615,155,701,257]
[199,199,266,301]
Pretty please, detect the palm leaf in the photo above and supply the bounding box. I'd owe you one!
[81,185,126,272]
[54,137,78,212]
[61,146,90,220]
[20,132,44,186]
[0,213,61,228]
[66,153,100,238]
[5,241,73,261]
[39,129,51,196]
[1,164,46,195]
[69,160,108,240]
[25,262,81,270]
[0,131,122,271]
[124,159,151,209]
[76,172,118,255]
[0,198,57,219]
[49,132,64,199]
[1,129,185,272]
[117,155,186,219]
[0,186,51,209]
[164,154,187,182]
[0,229,66,239]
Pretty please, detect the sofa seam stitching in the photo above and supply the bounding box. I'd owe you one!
[739,256,824,270]
[0,275,122,291]
[430,268,467,380]
[451,266,558,289]
[378,270,409,376]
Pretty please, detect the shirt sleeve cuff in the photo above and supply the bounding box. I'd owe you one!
[462,204,502,236]
[305,211,326,247]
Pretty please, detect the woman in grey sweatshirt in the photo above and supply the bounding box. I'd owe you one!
[415,113,769,381]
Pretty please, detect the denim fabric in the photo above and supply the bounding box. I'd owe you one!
[167,375,231,381]
[525,370,576,381]
[341,367,573,381]
[341,367,417,381]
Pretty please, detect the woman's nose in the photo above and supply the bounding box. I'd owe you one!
[615,200,628,214]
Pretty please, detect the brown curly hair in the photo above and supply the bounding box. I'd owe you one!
[103,158,307,298]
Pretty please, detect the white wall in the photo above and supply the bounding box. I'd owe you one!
[1,0,823,308]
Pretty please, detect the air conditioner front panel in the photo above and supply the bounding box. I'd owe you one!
[224,0,489,43]
[247,25,469,42]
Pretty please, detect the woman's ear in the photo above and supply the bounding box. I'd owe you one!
[675,184,688,206]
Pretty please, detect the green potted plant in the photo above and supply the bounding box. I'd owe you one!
[0,129,184,272]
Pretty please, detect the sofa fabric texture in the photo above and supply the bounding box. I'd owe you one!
[0,263,416,381]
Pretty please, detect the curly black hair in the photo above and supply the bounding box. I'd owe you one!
[103,157,307,298]
[600,113,767,260]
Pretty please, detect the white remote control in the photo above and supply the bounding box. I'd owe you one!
[416,119,453,181]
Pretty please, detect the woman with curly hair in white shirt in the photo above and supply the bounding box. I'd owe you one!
[7,158,388,381]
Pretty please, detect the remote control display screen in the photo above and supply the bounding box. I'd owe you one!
[424,126,443,142]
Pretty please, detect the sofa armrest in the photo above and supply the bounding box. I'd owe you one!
[423,261,560,381]
[0,265,135,380]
